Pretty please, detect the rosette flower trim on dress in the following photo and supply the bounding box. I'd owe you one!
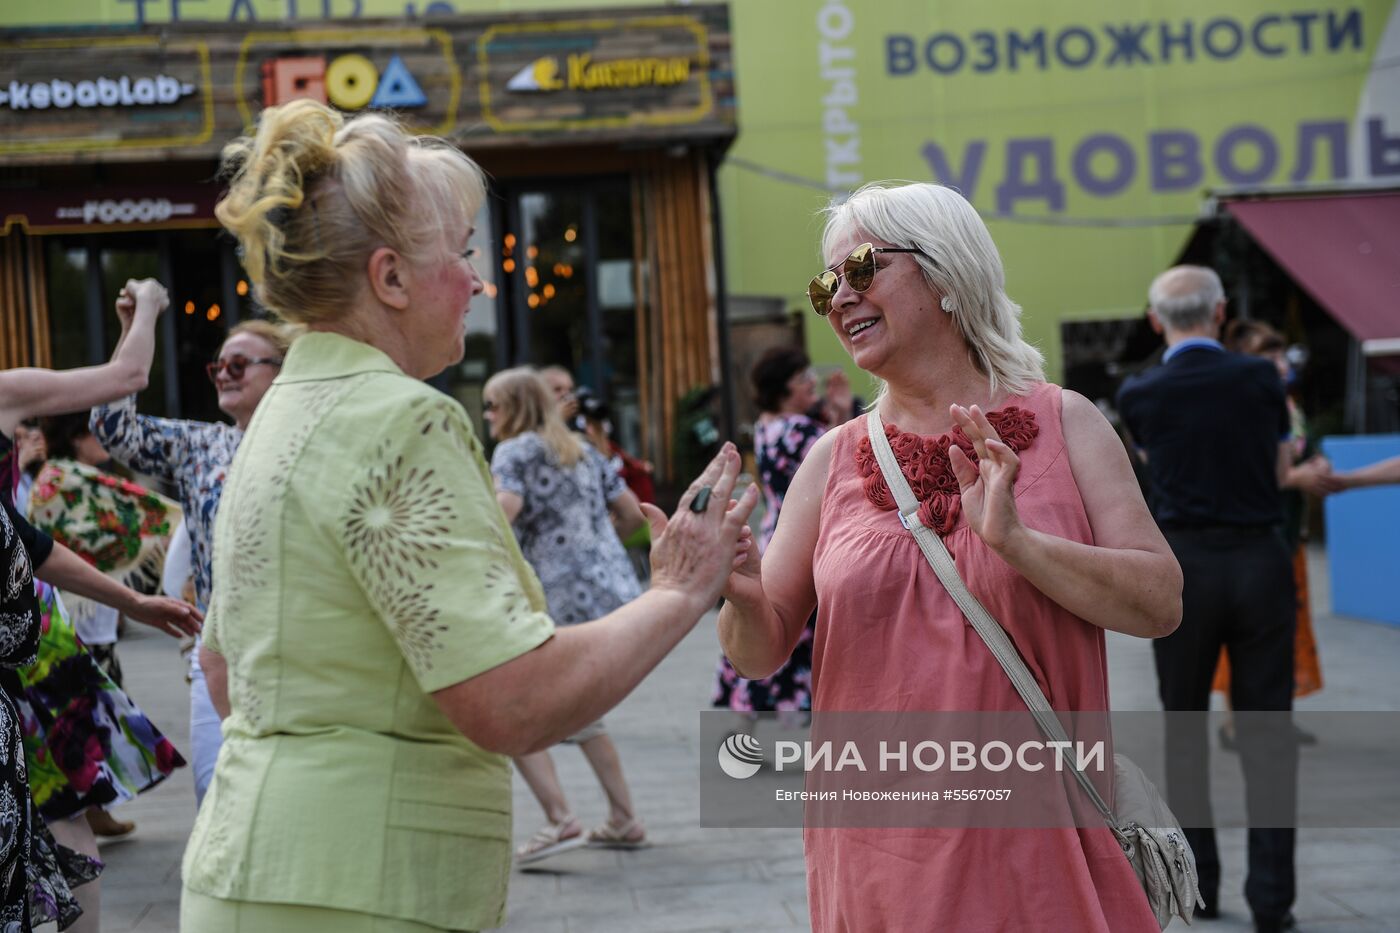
[854,407,1040,534]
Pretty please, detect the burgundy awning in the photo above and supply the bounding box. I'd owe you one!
[1,185,219,235]
[1225,192,1400,349]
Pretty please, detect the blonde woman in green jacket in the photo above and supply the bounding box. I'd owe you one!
[181,100,756,933]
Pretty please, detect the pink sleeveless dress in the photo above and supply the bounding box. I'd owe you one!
[806,382,1158,932]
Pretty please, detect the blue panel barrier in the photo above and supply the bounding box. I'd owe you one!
[1320,435,1400,627]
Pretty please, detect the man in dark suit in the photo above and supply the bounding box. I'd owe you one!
[1117,266,1297,933]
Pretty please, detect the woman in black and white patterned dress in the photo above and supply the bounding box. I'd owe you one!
[0,496,42,931]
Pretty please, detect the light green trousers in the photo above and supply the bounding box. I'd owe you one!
[181,889,474,933]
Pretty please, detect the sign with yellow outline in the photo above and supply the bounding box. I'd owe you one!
[478,16,716,133]
[506,53,692,93]
[0,7,735,166]
[233,28,458,136]
[0,36,213,156]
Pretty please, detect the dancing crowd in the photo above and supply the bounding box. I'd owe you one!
[0,97,1392,933]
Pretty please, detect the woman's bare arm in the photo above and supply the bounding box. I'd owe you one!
[1320,454,1400,493]
[608,488,647,539]
[200,645,231,720]
[952,392,1181,638]
[0,280,165,436]
[495,488,523,524]
[715,429,832,679]
[434,447,758,756]
[34,540,202,638]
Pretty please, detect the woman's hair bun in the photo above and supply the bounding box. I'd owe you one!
[216,99,345,292]
[215,99,485,325]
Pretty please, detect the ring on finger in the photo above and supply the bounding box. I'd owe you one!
[689,485,713,513]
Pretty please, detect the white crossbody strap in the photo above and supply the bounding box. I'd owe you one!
[865,410,1116,825]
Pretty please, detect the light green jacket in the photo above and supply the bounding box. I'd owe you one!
[182,332,554,930]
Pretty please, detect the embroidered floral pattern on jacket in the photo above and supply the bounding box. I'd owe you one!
[854,407,1039,534]
[343,444,455,587]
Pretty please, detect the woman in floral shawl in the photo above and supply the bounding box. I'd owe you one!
[24,425,187,815]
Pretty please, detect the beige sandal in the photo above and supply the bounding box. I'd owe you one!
[515,816,586,865]
[586,818,648,849]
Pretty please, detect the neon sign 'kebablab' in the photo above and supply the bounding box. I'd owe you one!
[0,74,195,110]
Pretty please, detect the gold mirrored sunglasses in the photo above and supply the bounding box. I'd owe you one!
[807,242,927,316]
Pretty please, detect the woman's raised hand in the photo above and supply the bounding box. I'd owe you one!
[949,403,1024,553]
[117,279,170,327]
[641,443,759,610]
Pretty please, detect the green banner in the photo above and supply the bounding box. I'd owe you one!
[7,0,1397,381]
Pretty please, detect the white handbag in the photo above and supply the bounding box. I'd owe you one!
[866,410,1205,930]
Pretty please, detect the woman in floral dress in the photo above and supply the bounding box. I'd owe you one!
[485,367,652,862]
[712,348,851,715]
[91,317,295,807]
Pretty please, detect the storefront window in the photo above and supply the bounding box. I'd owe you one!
[498,178,640,454]
[44,241,90,373]
[43,230,239,421]
[98,243,167,414]
[167,233,240,425]
[595,178,642,458]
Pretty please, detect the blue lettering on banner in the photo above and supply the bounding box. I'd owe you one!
[1366,117,1400,176]
[1292,12,1320,51]
[110,0,370,25]
[115,0,155,26]
[1158,20,1195,62]
[1202,17,1245,59]
[1054,27,1097,68]
[1251,15,1286,57]
[1291,121,1347,181]
[920,140,987,200]
[996,139,1065,213]
[1326,9,1364,50]
[971,32,999,73]
[923,33,966,74]
[1104,23,1152,66]
[1072,134,1136,196]
[1006,30,1047,71]
[1214,125,1279,184]
[883,9,1365,77]
[918,117,1392,212]
[1148,130,1204,191]
[887,34,917,76]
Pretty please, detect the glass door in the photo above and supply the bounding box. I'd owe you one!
[496,177,641,454]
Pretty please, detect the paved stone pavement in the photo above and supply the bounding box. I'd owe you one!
[74,548,1400,932]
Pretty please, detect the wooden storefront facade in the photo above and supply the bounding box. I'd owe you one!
[0,4,736,478]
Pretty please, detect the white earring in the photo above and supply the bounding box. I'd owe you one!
[940,296,955,313]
